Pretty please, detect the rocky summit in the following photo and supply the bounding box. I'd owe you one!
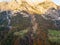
[0,0,58,14]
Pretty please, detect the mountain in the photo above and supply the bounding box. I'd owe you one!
[0,0,58,14]
[0,1,60,45]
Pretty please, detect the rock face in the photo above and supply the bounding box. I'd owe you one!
[0,0,58,14]
[42,8,60,29]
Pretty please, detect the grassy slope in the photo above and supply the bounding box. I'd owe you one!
[48,30,60,43]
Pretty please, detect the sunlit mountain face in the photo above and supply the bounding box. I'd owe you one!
[0,0,58,14]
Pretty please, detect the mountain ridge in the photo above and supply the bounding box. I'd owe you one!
[0,0,59,14]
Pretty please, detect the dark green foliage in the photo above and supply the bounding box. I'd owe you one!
[48,30,60,43]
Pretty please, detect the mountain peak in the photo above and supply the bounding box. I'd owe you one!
[0,0,58,14]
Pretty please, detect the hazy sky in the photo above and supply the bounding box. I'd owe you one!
[52,0,60,5]
[0,0,60,5]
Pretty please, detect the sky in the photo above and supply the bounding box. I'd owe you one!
[52,0,60,5]
[0,0,60,5]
